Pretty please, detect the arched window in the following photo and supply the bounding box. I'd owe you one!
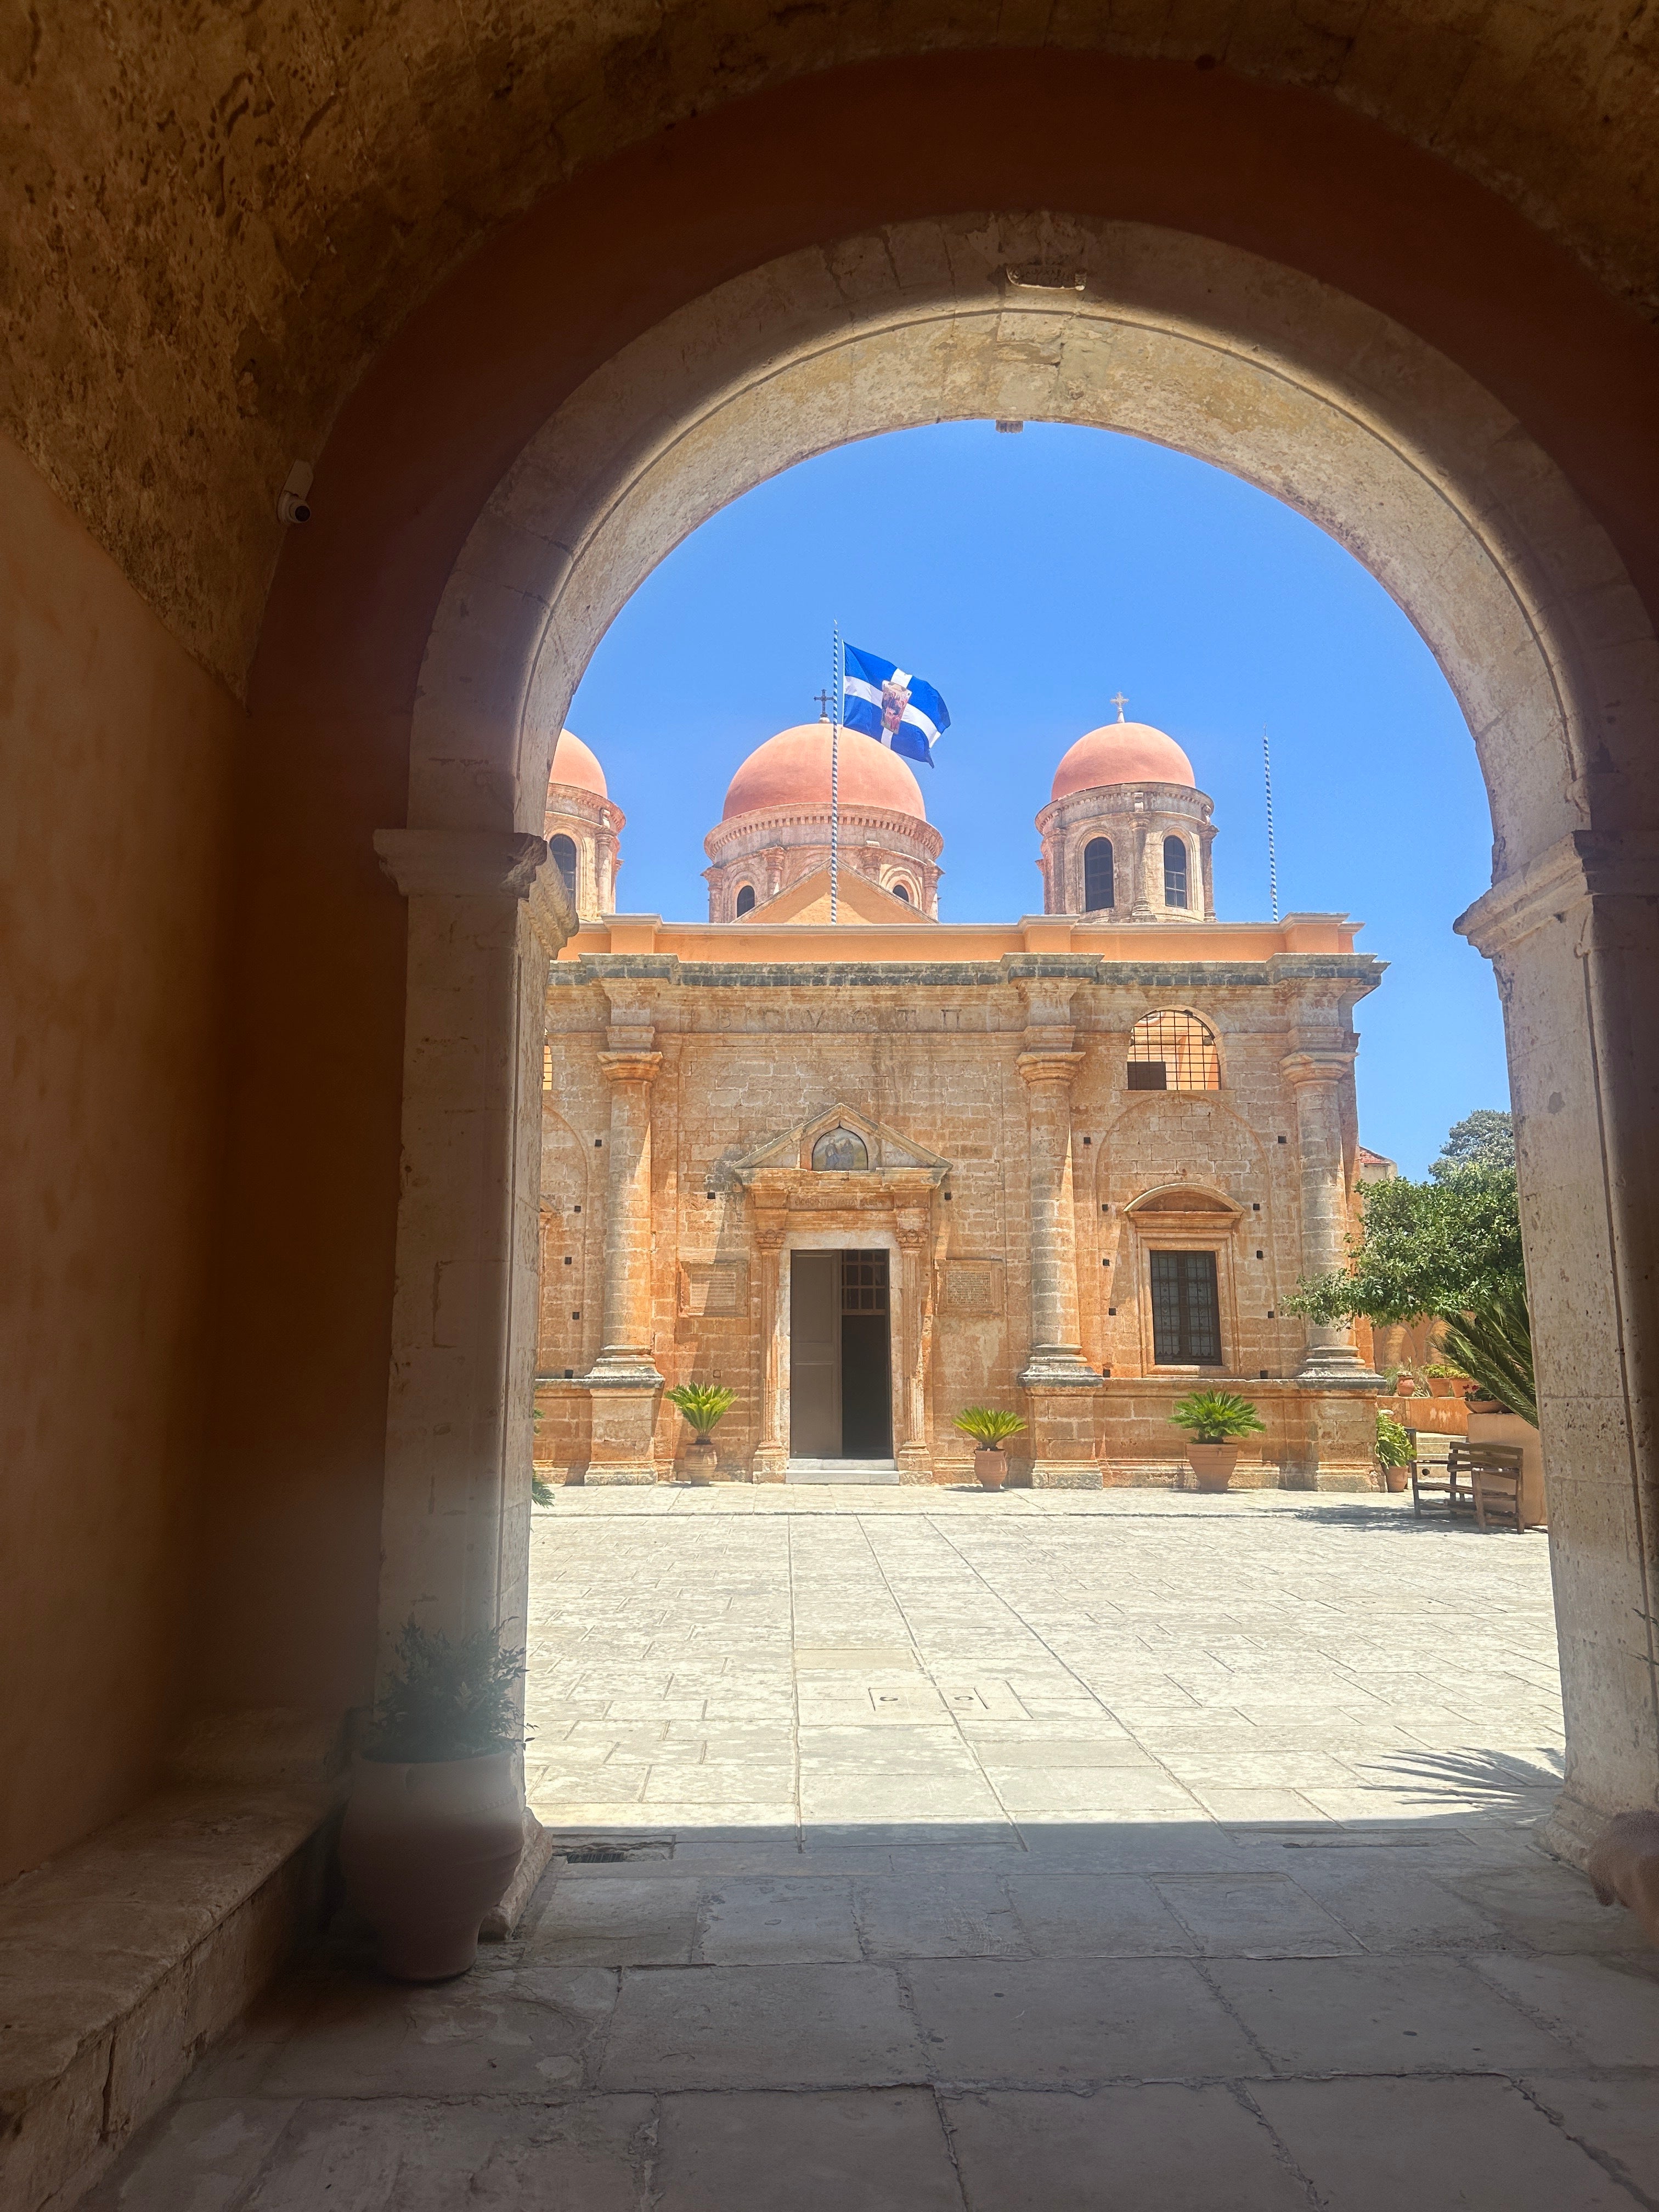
[1163,834,1189,909]
[1127,1009,1221,1093]
[890,882,911,904]
[811,1127,870,1171]
[1083,837,1114,912]
[550,834,578,904]
[735,883,757,916]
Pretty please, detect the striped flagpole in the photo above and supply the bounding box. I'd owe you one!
[830,623,842,925]
[1263,725,1280,923]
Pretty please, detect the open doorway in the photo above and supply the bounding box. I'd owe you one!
[789,1250,893,1471]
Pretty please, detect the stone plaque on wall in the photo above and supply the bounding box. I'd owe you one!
[679,1260,747,1316]
[941,1260,1004,1316]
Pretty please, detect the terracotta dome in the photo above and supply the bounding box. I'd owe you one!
[1051,718,1195,801]
[721,721,927,822]
[549,728,607,799]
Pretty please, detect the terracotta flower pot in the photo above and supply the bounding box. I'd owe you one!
[340,1750,524,1982]
[1384,1467,1410,1493]
[681,1438,719,1485]
[974,1448,1008,1490]
[1187,1442,1241,1493]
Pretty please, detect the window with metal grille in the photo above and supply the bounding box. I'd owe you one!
[1150,1251,1222,1364]
[735,883,757,916]
[841,1250,889,1313]
[550,833,578,903]
[1127,1009,1220,1092]
[1083,837,1114,911]
[1163,834,1189,908]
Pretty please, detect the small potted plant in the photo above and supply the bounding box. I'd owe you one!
[953,1406,1027,1489]
[340,1619,528,1982]
[665,1382,736,1483]
[1375,1408,1414,1493]
[1169,1390,1266,1492]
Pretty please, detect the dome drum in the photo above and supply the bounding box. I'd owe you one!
[1036,779,1216,922]
[543,729,625,918]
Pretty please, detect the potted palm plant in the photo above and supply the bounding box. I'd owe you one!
[1375,1408,1414,1493]
[1169,1390,1266,1493]
[340,1619,527,1982]
[953,1406,1026,1489]
[665,1381,737,1483]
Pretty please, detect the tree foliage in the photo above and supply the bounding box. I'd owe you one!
[1432,1108,1514,1176]
[1437,1284,1538,1429]
[1284,1165,1524,1328]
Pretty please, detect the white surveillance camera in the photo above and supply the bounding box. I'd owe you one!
[278,461,314,527]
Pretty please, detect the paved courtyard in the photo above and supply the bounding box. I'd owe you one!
[93,1489,1659,2210]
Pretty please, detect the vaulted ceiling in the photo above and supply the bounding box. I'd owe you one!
[5,2,1657,689]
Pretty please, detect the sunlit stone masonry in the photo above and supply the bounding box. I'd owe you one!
[534,711,1384,1491]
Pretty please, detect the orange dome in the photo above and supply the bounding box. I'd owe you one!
[721,722,927,822]
[1051,719,1195,801]
[549,729,607,799]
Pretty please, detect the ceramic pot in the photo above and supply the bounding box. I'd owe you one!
[340,1751,524,1982]
[1384,1467,1410,1493]
[681,1438,720,1485]
[1187,1442,1241,1493]
[974,1448,1008,1491]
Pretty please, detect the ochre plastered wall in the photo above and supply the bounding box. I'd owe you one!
[0,431,239,1880]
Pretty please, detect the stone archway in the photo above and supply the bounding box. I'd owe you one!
[374,211,1659,1864]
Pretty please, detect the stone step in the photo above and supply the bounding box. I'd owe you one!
[785,1459,901,1485]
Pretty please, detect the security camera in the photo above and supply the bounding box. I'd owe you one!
[277,461,314,527]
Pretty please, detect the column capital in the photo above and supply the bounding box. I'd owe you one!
[374,827,547,900]
[1457,829,1659,958]
[1017,1048,1085,1088]
[597,1048,663,1087]
[1280,1047,1355,1087]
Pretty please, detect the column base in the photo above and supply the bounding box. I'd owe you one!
[1293,1346,1383,1389]
[1020,1361,1105,1489]
[579,1370,663,1485]
[896,1441,934,1485]
[749,1446,788,1484]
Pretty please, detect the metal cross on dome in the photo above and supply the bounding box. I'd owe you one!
[1111,691,1128,721]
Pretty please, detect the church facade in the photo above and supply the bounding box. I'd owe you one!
[534,713,1384,1489]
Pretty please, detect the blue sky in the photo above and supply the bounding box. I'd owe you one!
[568,421,1508,1177]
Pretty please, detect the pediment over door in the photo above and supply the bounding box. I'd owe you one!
[729,1101,950,1207]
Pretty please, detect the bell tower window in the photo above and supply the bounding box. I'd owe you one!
[735,884,757,916]
[1163,834,1189,909]
[1083,837,1114,912]
[891,882,911,904]
[549,834,578,904]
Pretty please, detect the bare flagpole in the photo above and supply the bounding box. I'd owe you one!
[1262,725,1280,923]
[830,623,842,925]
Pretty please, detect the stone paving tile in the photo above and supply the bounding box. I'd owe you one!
[1520,2073,1659,2200]
[1206,1955,1571,2074]
[1004,1873,1198,1957]
[597,1963,923,2089]
[696,1877,862,1963]
[854,1872,1028,1959]
[1251,2077,1646,2210]
[1152,1873,1363,1957]
[942,2085,1313,2210]
[653,2089,964,2211]
[906,1957,1266,2083]
[523,1876,700,1966]
[1466,1950,1659,2065]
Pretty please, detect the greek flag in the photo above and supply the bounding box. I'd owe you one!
[842,645,950,766]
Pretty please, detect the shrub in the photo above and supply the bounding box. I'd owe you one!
[1169,1391,1267,1444]
[665,1383,737,1439]
[363,1619,525,1764]
[532,1472,557,1507]
[953,1406,1027,1449]
[1375,1411,1414,1470]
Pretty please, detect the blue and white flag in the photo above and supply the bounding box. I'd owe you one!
[842,645,950,767]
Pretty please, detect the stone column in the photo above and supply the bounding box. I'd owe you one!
[582,1042,664,1483]
[894,1217,934,1483]
[1281,1047,1378,1491]
[373,827,573,1641]
[1460,832,1659,1863]
[1017,1044,1103,1486]
[751,1210,788,1482]
[1282,1049,1370,1385]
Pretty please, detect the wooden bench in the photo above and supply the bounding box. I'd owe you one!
[1413,1440,1525,1528]
[1456,1440,1526,1531]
